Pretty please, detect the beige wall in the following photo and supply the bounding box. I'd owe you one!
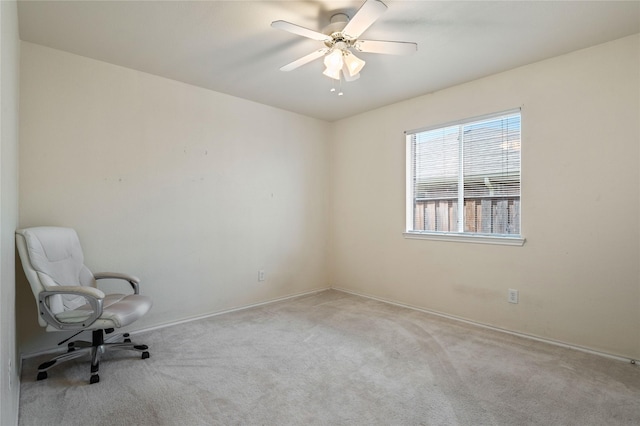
[0,0,20,424]
[18,42,330,353]
[330,34,640,359]
[16,34,640,363]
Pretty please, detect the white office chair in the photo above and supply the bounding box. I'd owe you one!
[16,226,153,384]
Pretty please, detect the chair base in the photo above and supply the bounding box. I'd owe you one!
[36,329,149,384]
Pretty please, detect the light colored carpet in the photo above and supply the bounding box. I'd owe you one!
[19,289,640,425]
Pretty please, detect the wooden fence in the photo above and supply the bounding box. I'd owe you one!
[413,197,520,235]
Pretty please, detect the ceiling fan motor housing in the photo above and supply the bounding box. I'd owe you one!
[323,13,357,49]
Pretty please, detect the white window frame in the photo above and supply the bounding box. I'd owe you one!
[404,109,525,246]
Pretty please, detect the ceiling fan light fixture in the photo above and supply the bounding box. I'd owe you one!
[273,0,417,85]
[343,51,366,77]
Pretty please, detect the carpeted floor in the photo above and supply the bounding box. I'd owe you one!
[19,290,640,425]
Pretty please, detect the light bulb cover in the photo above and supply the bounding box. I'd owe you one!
[323,49,344,73]
[323,66,342,80]
[342,64,360,82]
[343,51,365,77]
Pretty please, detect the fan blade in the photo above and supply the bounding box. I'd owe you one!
[280,49,328,72]
[342,0,388,38]
[354,40,417,55]
[271,20,331,42]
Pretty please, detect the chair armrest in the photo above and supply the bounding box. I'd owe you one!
[39,286,105,331]
[94,272,141,294]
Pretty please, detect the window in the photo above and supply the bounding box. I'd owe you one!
[405,110,524,245]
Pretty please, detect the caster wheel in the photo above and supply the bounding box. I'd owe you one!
[90,374,100,384]
[141,351,150,360]
[36,371,48,381]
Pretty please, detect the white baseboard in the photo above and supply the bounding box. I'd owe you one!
[130,286,331,336]
[332,286,636,364]
[21,287,331,361]
[22,285,636,365]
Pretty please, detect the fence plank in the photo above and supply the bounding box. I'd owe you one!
[480,199,492,233]
[510,200,520,234]
[464,200,476,232]
[494,200,508,234]
[414,203,425,231]
[437,201,449,231]
[425,202,436,231]
[450,201,458,232]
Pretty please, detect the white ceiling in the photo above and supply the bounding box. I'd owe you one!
[17,0,640,122]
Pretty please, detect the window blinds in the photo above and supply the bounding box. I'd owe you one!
[408,110,521,236]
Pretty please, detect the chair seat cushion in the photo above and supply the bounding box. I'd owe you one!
[55,293,152,328]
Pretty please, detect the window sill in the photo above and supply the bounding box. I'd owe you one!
[403,231,525,246]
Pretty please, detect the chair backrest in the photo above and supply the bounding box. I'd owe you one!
[16,227,96,326]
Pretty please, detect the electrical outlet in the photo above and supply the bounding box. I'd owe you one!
[508,289,519,304]
[258,270,266,282]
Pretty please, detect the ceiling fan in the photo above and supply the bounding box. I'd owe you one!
[271,0,417,82]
